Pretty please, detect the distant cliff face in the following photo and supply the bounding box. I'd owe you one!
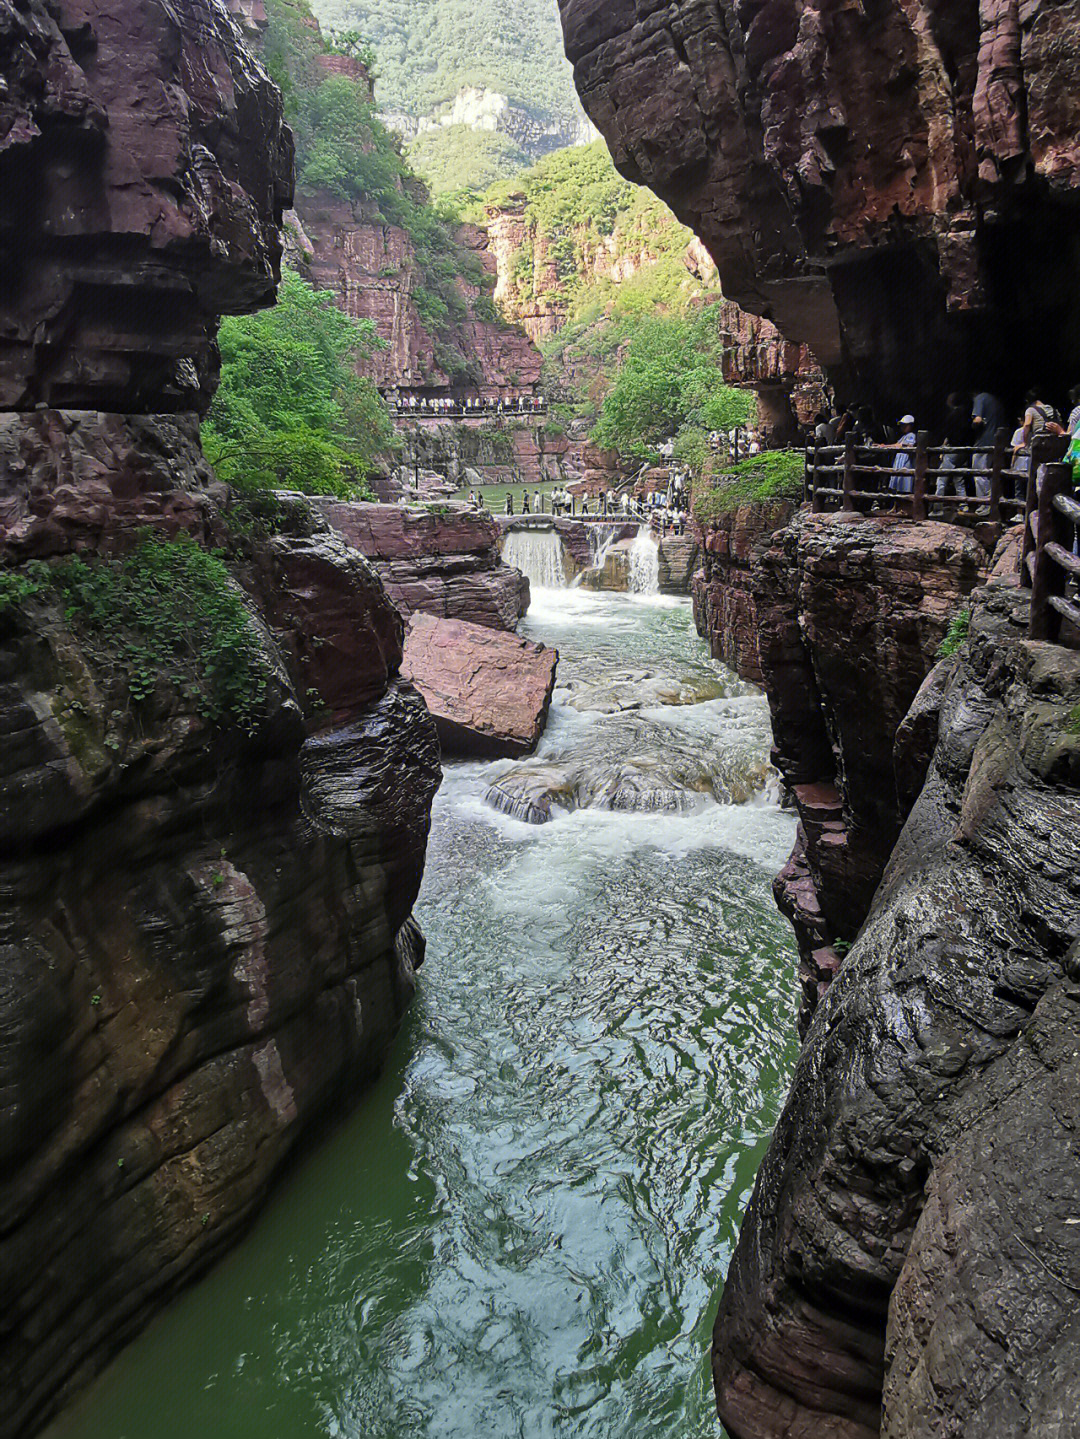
[558,0,1080,416]
[481,150,822,424]
[276,49,543,397]
[0,0,291,414]
[289,196,543,395]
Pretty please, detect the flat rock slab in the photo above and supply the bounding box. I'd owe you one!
[402,613,558,758]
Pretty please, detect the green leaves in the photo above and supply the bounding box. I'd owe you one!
[49,536,272,732]
[591,309,756,460]
[691,452,805,530]
[204,271,389,498]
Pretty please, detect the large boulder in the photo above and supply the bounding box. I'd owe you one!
[401,612,557,758]
[314,499,530,632]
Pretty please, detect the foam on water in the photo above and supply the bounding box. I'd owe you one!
[41,584,800,1439]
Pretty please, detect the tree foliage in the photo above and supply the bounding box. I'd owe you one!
[263,0,487,374]
[204,271,390,496]
[406,125,530,199]
[592,307,757,461]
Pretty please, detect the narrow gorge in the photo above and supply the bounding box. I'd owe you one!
[4,1,1080,1438]
[557,0,1080,1435]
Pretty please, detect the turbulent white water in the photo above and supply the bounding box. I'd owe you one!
[502,528,567,589]
[629,526,660,595]
[42,588,799,1439]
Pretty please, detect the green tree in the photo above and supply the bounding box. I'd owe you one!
[591,308,756,461]
[203,271,392,496]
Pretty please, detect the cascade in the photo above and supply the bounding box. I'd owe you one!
[628,526,660,595]
[502,528,567,589]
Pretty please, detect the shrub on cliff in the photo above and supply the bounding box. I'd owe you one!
[203,271,390,497]
[0,537,272,731]
[692,451,804,529]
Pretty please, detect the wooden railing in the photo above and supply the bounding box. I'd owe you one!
[1024,461,1080,645]
[804,429,1066,526]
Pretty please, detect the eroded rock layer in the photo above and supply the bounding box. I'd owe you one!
[695,508,989,1028]
[0,0,291,414]
[557,0,1080,414]
[0,5,443,1434]
[713,578,1080,1438]
[314,499,530,631]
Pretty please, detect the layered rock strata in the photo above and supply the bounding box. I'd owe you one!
[0,0,291,414]
[713,576,1080,1438]
[0,4,442,1434]
[692,499,799,684]
[314,499,530,631]
[293,196,543,396]
[697,509,988,1026]
[402,612,558,758]
[398,420,582,493]
[558,0,1080,414]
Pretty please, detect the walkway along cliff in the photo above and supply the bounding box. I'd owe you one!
[558,1,1080,1433]
[0,4,442,1434]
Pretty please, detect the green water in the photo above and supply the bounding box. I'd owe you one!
[44,592,798,1439]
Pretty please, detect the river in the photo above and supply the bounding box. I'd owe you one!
[44,579,798,1439]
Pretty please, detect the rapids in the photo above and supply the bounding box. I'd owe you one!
[43,587,798,1439]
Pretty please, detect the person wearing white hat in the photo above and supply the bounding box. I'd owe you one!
[888,416,918,499]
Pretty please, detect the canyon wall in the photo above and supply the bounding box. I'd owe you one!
[712,569,1080,1438]
[0,5,440,1435]
[557,0,1080,418]
[694,504,1080,1434]
[696,509,988,1026]
[290,194,543,397]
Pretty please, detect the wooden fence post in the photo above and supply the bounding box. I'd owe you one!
[842,438,855,512]
[811,444,823,513]
[989,427,1006,524]
[912,430,929,521]
[1030,462,1073,642]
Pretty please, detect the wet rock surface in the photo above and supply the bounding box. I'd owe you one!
[557,0,1080,411]
[0,6,446,1435]
[315,499,530,631]
[402,611,557,758]
[0,550,441,1439]
[692,499,799,684]
[712,579,1080,1437]
[699,508,989,1026]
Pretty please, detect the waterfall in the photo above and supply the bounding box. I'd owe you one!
[628,526,660,595]
[502,528,567,589]
[588,524,620,563]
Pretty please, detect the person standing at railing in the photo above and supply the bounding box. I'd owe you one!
[936,392,973,506]
[887,416,918,505]
[1021,389,1066,498]
[971,390,1007,495]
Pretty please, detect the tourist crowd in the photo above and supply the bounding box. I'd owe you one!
[808,387,1080,502]
[393,393,547,418]
[706,426,768,462]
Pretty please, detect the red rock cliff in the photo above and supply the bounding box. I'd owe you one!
[0,0,292,414]
[557,0,1080,416]
[0,6,442,1435]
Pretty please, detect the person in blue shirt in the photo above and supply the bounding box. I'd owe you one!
[889,416,918,497]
